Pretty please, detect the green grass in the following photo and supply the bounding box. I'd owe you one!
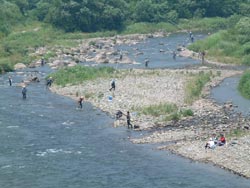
[226,128,249,139]
[238,70,250,99]
[137,103,193,122]
[178,16,239,32]
[123,22,176,34]
[188,17,250,65]
[48,65,115,87]
[185,71,212,104]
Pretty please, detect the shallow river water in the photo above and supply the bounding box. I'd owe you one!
[1,34,250,188]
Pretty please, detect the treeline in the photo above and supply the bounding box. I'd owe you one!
[1,0,250,35]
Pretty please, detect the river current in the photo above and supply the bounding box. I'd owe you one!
[1,33,250,188]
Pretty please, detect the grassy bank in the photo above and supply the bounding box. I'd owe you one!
[238,70,250,99]
[133,103,193,122]
[48,65,115,87]
[0,17,238,73]
[185,71,213,104]
[188,17,250,65]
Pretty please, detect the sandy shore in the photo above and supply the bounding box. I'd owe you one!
[49,35,250,178]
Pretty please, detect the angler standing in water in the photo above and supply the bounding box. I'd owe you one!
[144,58,149,68]
[8,76,12,86]
[46,77,53,88]
[22,85,27,99]
[172,51,177,60]
[78,96,84,109]
[41,57,45,66]
[201,51,206,64]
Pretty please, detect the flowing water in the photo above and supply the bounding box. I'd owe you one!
[211,76,250,115]
[1,34,250,188]
[81,32,206,69]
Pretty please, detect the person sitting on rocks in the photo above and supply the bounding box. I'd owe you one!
[205,138,216,150]
[212,133,218,145]
[217,134,226,146]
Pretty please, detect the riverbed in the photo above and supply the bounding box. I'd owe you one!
[1,33,250,187]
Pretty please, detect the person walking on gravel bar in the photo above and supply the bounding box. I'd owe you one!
[109,79,115,91]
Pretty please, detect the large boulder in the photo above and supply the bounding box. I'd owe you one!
[14,63,26,70]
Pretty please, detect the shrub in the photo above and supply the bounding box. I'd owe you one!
[185,72,211,104]
[238,70,250,99]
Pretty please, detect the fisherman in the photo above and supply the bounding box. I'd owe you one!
[46,77,53,88]
[8,76,12,86]
[41,57,45,66]
[189,31,192,38]
[109,79,115,91]
[126,111,133,129]
[201,51,206,64]
[173,51,177,60]
[78,96,84,109]
[22,85,27,99]
[145,58,149,68]
[119,51,123,61]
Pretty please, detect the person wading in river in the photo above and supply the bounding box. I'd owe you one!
[78,96,84,109]
[201,51,206,64]
[22,85,27,99]
[8,76,12,86]
[46,77,53,88]
[173,51,177,60]
[145,58,149,68]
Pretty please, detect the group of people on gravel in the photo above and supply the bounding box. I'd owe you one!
[205,133,226,150]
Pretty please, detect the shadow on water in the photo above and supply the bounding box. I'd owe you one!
[1,34,250,188]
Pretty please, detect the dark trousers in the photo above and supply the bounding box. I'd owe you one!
[127,120,133,129]
[79,102,83,109]
[22,93,26,99]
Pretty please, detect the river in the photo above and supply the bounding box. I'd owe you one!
[1,33,250,188]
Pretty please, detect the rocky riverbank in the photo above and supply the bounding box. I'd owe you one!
[50,66,250,178]
[48,34,250,178]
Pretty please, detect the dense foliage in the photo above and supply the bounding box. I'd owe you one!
[1,0,249,34]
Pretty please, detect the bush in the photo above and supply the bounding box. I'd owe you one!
[141,103,178,117]
[185,72,212,104]
[0,59,13,72]
[181,109,194,117]
[238,70,250,99]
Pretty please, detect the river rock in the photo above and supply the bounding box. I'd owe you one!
[14,63,26,70]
